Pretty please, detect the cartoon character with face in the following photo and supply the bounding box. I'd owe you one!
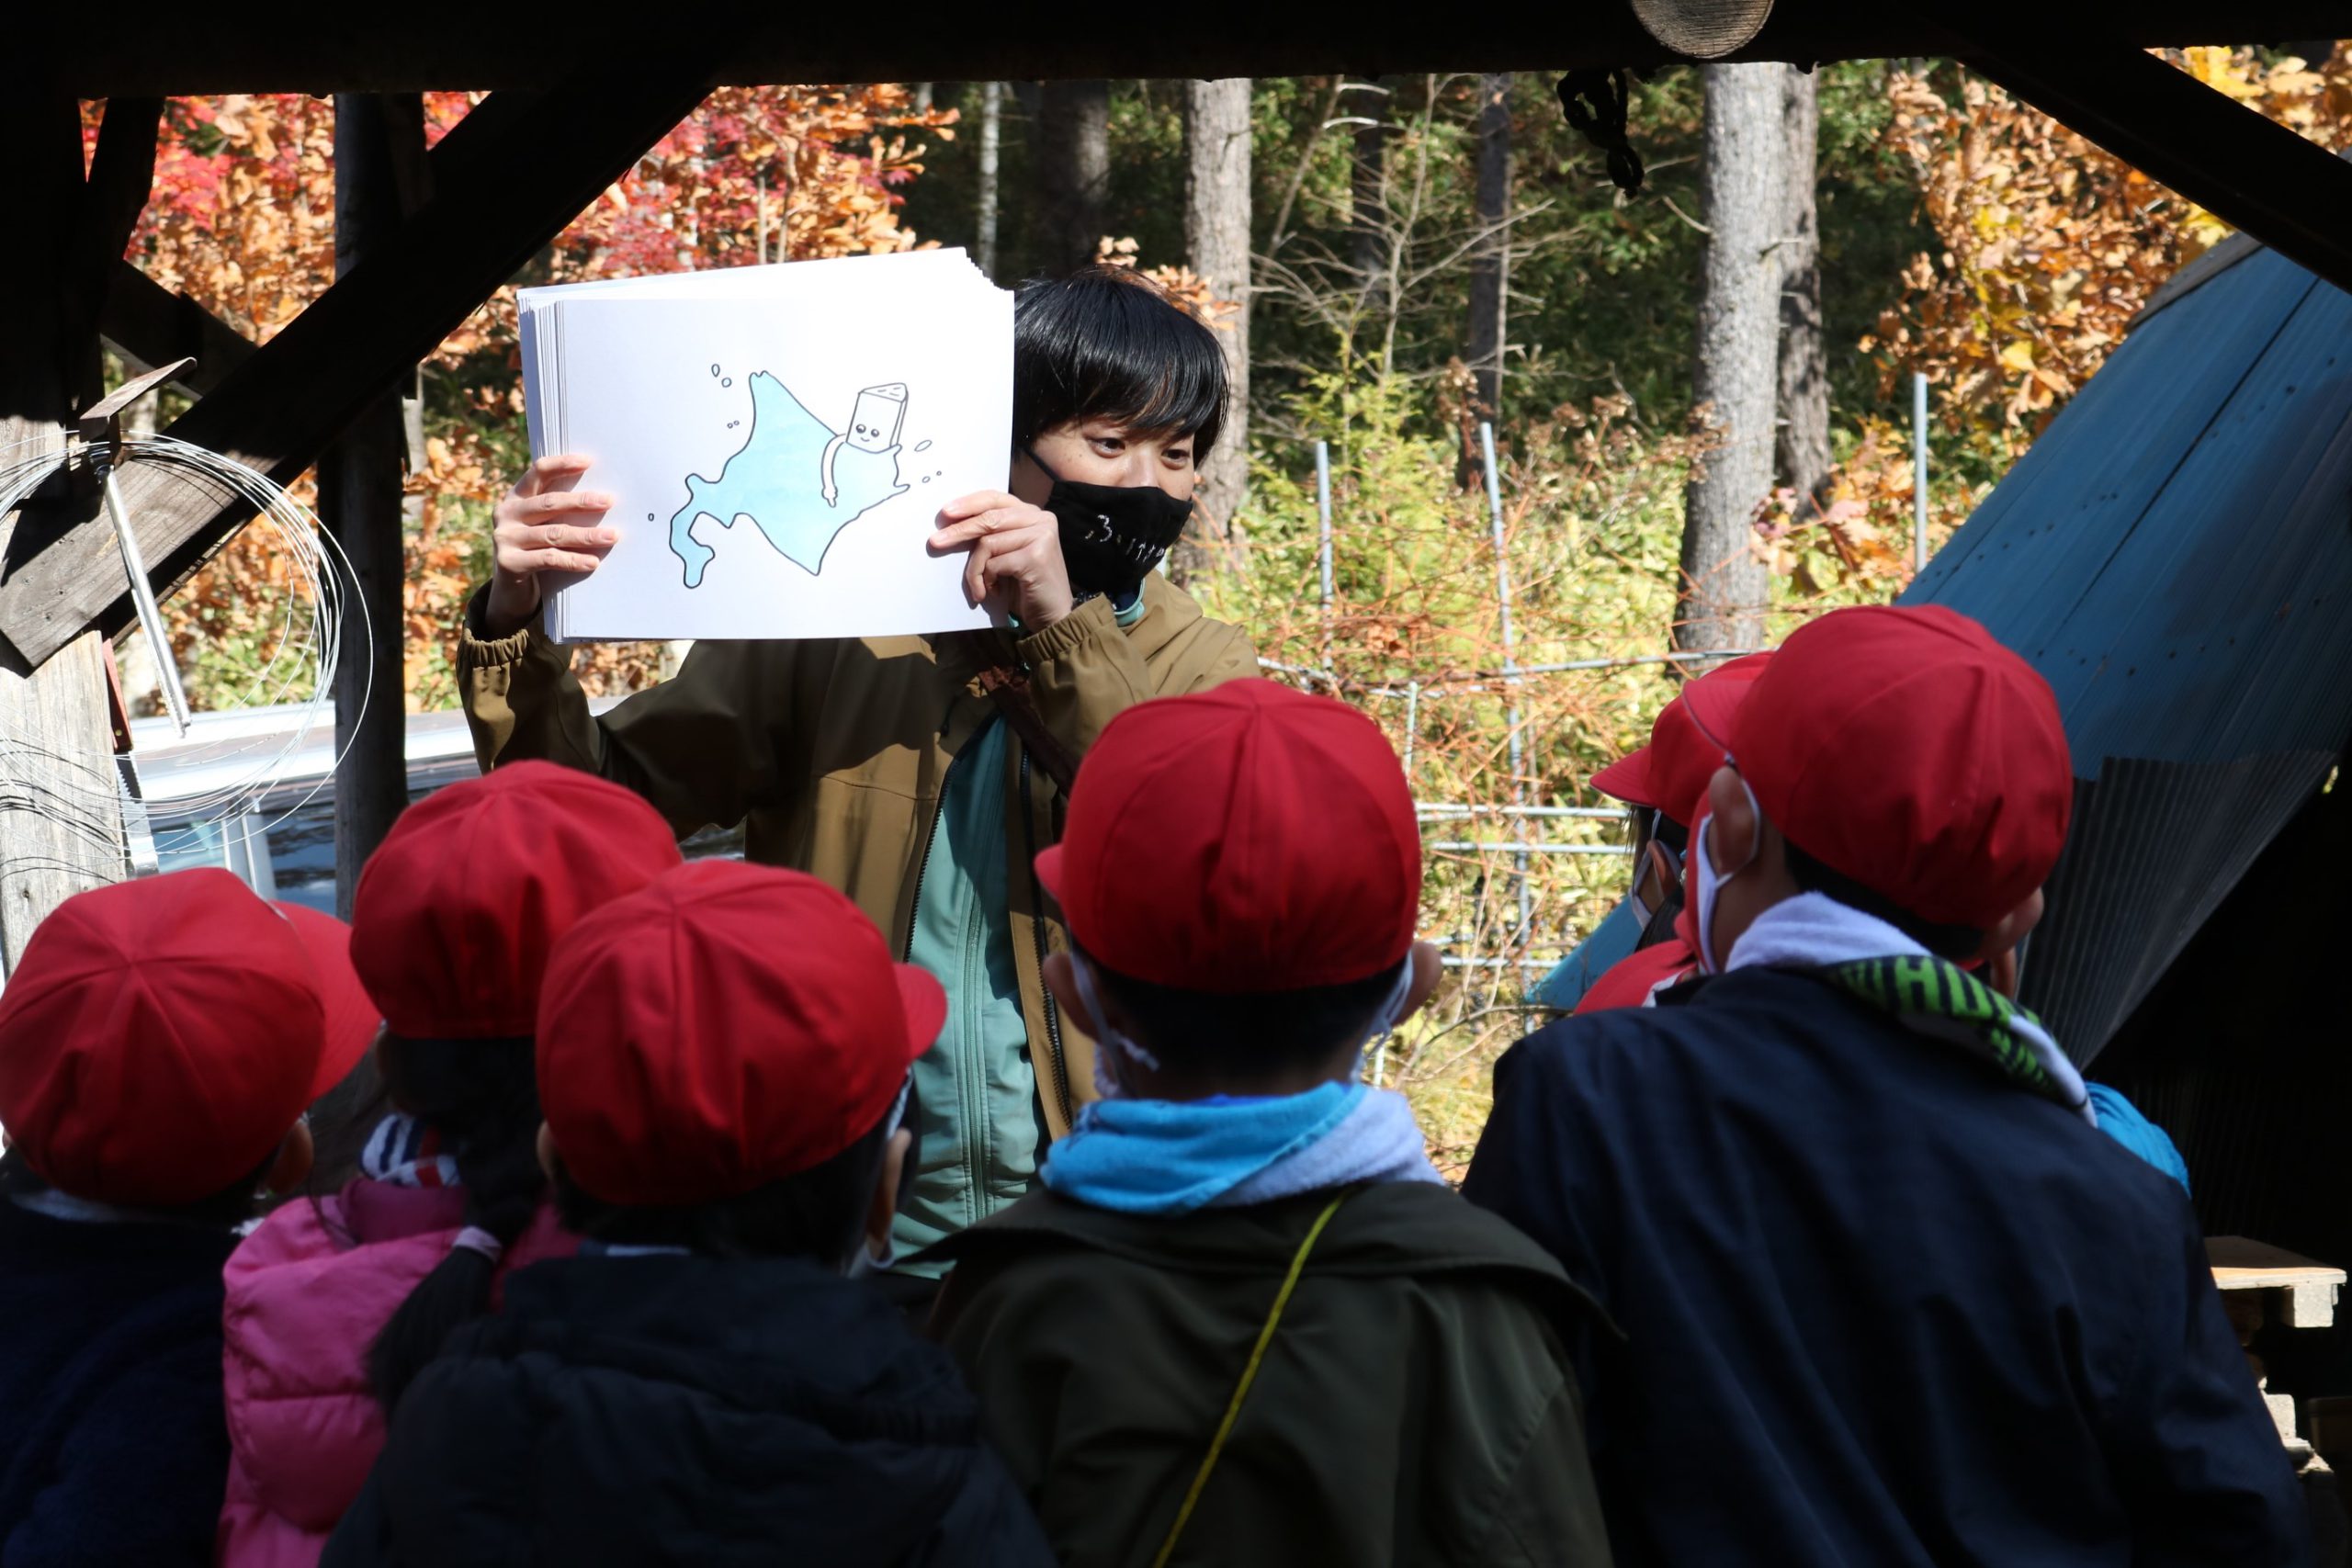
[820,383,909,505]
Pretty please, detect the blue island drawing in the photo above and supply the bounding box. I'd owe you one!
[670,372,910,588]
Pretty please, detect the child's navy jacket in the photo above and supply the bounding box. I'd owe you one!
[322,1252,1052,1567]
[0,1201,238,1566]
[1464,964,2306,1567]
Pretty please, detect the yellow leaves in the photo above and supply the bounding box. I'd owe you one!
[1871,45,2352,457]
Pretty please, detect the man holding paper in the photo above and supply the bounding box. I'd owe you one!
[458,267,1256,1294]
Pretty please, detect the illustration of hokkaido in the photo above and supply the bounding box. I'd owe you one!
[669,372,907,587]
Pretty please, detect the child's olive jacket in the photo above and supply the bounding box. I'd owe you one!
[929,1182,1617,1568]
[457,575,1256,1250]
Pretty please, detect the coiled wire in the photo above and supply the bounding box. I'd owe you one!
[0,432,369,866]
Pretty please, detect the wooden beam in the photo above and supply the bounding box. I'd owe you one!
[0,88,133,965]
[100,262,256,397]
[0,56,719,671]
[322,93,427,919]
[1951,29,2352,299]
[17,3,2352,90]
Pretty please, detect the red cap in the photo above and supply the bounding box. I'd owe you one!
[0,870,322,1207]
[1035,679,1419,992]
[274,903,381,1100]
[1683,604,2072,931]
[351,761,682,1038]
[1591,652,1773,820]
[536,861,945,1205]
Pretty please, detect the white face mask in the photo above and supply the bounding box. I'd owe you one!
[1691,770,1760,976]
[1070,953,1162,1100]
[845,1077,913,1278]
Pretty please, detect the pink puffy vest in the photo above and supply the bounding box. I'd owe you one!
[215,1180,575,1567]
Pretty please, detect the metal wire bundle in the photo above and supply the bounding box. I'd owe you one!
[0,432,369,864]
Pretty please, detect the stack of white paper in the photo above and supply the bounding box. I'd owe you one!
[518,250,1010,642]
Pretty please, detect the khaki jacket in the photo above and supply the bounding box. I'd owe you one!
[456,576,1257,1135]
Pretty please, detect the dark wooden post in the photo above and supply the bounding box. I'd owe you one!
[321,94,428,918]
[0,90,151,967]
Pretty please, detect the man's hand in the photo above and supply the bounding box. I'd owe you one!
[482,455,620,637]
[930,491,1075,630]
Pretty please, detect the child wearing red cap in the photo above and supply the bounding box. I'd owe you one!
[320,861,1053,1566]
[0,869,364,1567]
[217,762,681,1567]
[1532,652,1772,1015]
[928,679,1611,1567]
[1465,604,2301,1565]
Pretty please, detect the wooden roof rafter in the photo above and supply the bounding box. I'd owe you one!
[8,3,2352,674]
[0,53,725,671]
[20,2,2352,89]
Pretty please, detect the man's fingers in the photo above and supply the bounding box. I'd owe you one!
[507,490,615,524]
[963,534,995,605]
[497,543,606,576]
[930,509,1049,551]
[966,536,1059,607]
[514,454,594,498]
[519,548,605,577]
[518,523,619,552]
[936,489,1022,522]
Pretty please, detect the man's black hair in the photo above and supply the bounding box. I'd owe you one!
[1012,265,1227,457]
[0,1145,274,1232]
[549,1088,916,1266]
[1085,951,1408,1078]
[1782,840,1985,961]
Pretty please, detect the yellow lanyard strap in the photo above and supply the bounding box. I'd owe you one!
[1149,1192,1350,1568]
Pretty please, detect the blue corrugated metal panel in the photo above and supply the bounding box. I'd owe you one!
[1904,246,2352,779]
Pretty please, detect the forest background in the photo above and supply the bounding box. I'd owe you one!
[101,51,2352,1165]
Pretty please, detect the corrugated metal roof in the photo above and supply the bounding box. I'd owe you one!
[1904,245,2352,778]
[1899,246,2352,1061]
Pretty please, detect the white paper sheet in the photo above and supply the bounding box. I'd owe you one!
[522,252,1007,642]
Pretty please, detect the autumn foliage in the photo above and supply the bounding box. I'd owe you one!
[1768,46,2352,594]
[103,85,955,709]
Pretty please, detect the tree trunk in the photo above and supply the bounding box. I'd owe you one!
[1465,73,1513,424]
[1349,78,1391,314]
[1173,76,1252,584]
[976,82,1002,280]
[322,93,426,919]
[1035,80,1111,276]
[1775,66,1831,524]
[1676,62,1784,658]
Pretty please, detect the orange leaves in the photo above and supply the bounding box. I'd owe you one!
[1866,48,2352,451]
[1093,236,1235,327]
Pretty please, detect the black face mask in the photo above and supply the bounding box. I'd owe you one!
[1024,447,1194,599]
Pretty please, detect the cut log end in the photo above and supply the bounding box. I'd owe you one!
[1629,0,1775,59]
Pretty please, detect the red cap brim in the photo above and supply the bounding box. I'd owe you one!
[1033,843,1068,905]
[895,964,948,1058]
[1679,676,1745,756]
[1590,748,1660,808]
[276,903,382,1100]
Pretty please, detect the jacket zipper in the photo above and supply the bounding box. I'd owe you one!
[1018,749,1075,1128]
[957,830,990,1226]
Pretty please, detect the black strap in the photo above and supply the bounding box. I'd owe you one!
[975,660,1080,797]
[1557,69,1646,194]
